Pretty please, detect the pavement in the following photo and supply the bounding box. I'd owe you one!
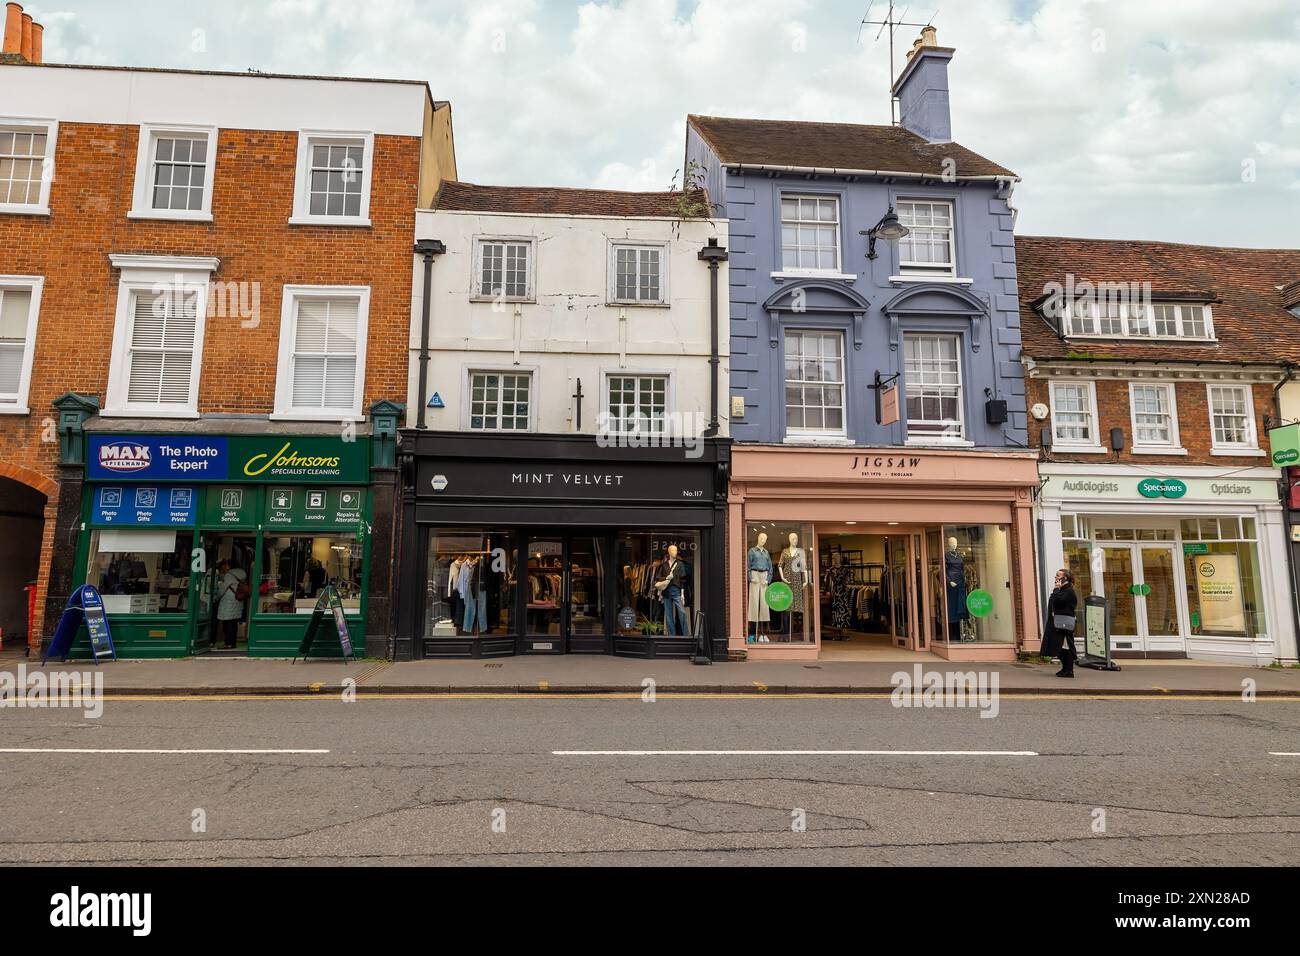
[3,649,1299,697]
[2,696,1299,865]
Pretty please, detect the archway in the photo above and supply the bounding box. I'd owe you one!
[0,474,47,652]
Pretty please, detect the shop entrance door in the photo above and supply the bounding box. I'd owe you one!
[523,535,606,654]
[1099,543,1182,655]
[885,534,920,650]
[200,533,257,656]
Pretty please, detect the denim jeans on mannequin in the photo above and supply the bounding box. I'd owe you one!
[463,588,487,633]
[663,584,688,636]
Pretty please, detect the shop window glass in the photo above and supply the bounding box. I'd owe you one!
[615,531,700,638]
[938,525,1013,643]
[426,529,517,638]
[259,534,363,615]
[1062,541,1097,641]
[1184,542,1266,640]
[743,521,814,644]
[88,529,195,615]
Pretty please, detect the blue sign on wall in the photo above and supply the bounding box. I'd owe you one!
[88,436,229,482]
[93,485,197,526]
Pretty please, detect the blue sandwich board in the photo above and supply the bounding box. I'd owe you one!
[44,585,117,666]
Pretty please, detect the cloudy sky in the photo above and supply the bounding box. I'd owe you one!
[26,0,1300,247]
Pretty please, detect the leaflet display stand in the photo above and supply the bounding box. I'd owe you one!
[44,585,117,666]
[1078,595,1121,671]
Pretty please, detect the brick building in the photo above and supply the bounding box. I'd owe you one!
[1018,235,1300,664]
[0,12,456,658]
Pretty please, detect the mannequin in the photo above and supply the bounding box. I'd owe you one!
[747,531,774,643]
[655,544,690,637]
[945,536,969,642]
[777,532,809,641]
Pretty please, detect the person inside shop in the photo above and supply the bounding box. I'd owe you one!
[306,558,327,598]
[216,558,249,650]
[1041,567,1079,678]
[654,544,690,636]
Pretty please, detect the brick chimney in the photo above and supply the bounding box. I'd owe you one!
[2,3,43,64]
[892,24,953,143]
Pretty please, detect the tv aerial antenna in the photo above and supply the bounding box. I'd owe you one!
[859,1,938,125]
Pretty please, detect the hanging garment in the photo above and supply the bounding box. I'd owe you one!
[827,566,853,628]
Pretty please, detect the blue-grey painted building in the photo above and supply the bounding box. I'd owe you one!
[686,32,1027,449]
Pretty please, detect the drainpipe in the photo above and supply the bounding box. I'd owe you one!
[698,238,728,437]
[1272,363,1300,660]
[413,239,446,429]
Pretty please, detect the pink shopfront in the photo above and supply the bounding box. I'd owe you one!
[727,446,1041,662]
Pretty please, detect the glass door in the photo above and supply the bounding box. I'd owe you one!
[886,535,913,649]
[1138,545,1180,650]
[1099,543,1181,654]
[568,536,606,652]
[525,536,565,652]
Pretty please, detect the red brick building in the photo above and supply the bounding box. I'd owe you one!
[0,15,456,657]
[1017,235,1300,664]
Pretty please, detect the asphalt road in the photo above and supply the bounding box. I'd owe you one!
[2,695,1298,865]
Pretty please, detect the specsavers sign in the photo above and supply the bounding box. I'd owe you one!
[88,435,370,484]
[1044,474,1277,503]
[1269,423,1300,467]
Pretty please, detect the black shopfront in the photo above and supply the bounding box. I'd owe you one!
[395,432,729,661]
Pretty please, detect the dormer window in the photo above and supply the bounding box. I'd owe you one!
[1060,299,1214,341]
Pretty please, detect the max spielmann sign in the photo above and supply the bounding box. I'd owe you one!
[88,435,370,484]
[418,459,714,503]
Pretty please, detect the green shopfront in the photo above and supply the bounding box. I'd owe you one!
[69,431,375,659]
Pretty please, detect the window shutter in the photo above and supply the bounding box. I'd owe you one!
[127,290,197,406]
[292,297,359,411]
[0,290,31,395]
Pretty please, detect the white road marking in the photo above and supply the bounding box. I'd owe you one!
[0,748,329,755]
[553,749,1038,756]
[1269,752,1300,756]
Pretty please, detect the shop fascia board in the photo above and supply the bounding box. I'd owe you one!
[82,416,373,437]
[1038,461,1280,480]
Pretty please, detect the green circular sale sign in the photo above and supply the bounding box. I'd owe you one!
[966,590,994,619]
[765,582,794,613]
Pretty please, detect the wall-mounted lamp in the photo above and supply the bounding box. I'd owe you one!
[861,206,911,261]
[1110,427,1126,453]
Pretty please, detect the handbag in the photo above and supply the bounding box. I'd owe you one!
[1053,614,1076,632]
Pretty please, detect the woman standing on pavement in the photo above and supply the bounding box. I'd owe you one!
[1042,568,1079,678]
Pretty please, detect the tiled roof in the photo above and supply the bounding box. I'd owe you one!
[688,114,1015,179]
[1016,235,1300,365]
[432,181,706,218]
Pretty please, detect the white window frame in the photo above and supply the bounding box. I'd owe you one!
[0,275,44,414]
[903,332,967,444]
[0,117,58,216]
[779,194,842,275]
[472,237,535,303]
[607,242,668,306]
[601,370,673,436]
[272,285,372,422]
[128,124,218,222]
[103,255,219,418]
[1062,300,1215,342]
[783,328,848,441]
[1127,381,1186,455]
[1206,383,1263,456]
[462,366,537,433]
[896,198,956,277]
[1048,380,1105,453]
[289,130,374,227]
